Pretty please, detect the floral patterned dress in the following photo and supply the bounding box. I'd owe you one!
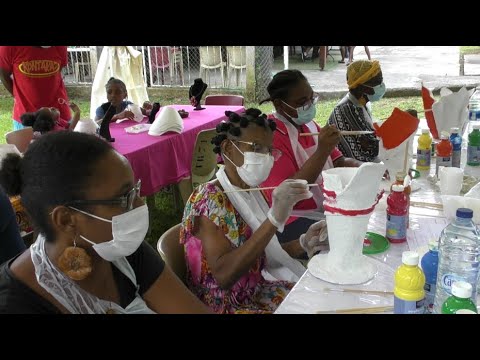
[180,181,293,314]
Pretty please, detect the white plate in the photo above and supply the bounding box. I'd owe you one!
[125,123,151,134]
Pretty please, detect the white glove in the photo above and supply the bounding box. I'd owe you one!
[267,179,313,232]
[299,220,329,258]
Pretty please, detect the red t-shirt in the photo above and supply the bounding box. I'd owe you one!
[262,115,343,224]
[0,46,71,122]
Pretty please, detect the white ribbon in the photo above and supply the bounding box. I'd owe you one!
[216,166,305,282]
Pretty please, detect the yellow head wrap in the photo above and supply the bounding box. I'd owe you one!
[347,60,381,90]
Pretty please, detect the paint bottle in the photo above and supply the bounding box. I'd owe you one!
[386,185,408,243]
[436,132,452,176]
[417,129,432,171]
[394,251,426,314]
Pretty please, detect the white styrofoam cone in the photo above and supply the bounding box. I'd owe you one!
[74,118,99,134]
[127,103,144,123]
[308,162,386,285]
[148,106,184,136]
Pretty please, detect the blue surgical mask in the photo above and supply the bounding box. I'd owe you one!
[365,82,386,102]
[281,100,317,125]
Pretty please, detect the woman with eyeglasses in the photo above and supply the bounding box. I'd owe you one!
[327,60,384,164]
[259,69,362,245]
[0,131,210,314]
[179,108,328,313]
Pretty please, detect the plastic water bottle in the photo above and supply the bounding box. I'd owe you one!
[421,240,439,314]
[394,251,425,314]
[441,281,477,314]
[450,127,462,168]
[433,208,480,314]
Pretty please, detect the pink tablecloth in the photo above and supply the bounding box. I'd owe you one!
[111,105,244,196]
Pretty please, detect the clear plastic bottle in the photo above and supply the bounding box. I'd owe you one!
[433,208,480,314]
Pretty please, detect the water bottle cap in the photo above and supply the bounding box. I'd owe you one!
[451,281,472,298]
[440,131,450,139]
[421,129,430,134]
[392,184,404,192]
[472,124,480,130]
[402,251,419,266]
[455,309,477,314]
[428,239,439,251]
[456,208,474,219]
[450,127,459,134]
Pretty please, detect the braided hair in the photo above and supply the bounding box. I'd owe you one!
[211,108,276,154]
[259,69,307,104]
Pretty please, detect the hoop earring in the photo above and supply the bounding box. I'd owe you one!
[57,236,93,281]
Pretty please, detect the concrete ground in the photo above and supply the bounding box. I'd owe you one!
[296,46,480,99]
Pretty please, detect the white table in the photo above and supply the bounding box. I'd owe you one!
[275,166,480,314]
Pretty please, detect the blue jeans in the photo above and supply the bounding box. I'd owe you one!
[13,120,25,131]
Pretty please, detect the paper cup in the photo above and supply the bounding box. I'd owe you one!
[439,167,464,196]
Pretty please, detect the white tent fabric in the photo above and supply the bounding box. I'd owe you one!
[90,46,149,120]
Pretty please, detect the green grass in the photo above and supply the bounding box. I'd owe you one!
[460,46,480,55]
[0,93,425,247]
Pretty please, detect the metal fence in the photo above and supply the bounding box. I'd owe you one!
[63,46,97,84]
[64,46,248,89]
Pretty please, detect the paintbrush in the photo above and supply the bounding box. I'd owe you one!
[224,183,319,194]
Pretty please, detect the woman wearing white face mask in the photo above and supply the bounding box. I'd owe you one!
[0,131,210,314]
[259,70,362,245]
[180,109,328,314]
[327,60,385,163]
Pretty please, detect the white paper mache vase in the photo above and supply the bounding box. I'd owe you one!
[308,162,386,284]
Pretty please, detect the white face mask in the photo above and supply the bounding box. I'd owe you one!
[69,204,149,262]
[223,140,274,187]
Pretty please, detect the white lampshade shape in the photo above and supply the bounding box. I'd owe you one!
[148,106,184,136]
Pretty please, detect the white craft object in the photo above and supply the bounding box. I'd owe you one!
[127,103,144,123]
[308,162,386,284]
[441,195,480,225]
[74,118,99,134]
[377,132,416,181]
[148,106,184,136]
[432,87,474,136]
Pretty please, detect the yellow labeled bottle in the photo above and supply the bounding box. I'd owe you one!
[417,129,432,171]
[394,251,426,314]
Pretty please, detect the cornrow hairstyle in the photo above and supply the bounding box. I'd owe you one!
[20,110,55,134]
[259,69,307,105]
[105,77,127,93]
[0,131,113,242]
[211,108,276,154]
